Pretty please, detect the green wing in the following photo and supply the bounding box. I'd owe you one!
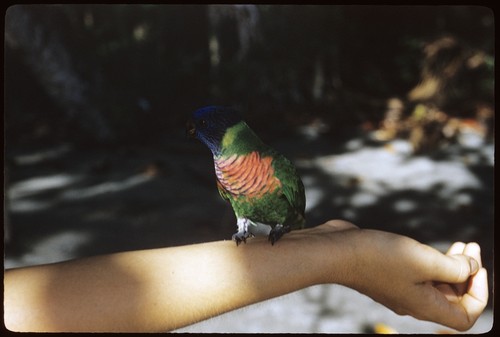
[269,149,306,226]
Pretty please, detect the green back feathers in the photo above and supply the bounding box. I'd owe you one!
[271,150,306,226]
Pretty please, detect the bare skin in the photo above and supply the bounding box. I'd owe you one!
[4,220,488,332]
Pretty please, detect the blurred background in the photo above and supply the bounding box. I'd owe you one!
[4,4,494,333]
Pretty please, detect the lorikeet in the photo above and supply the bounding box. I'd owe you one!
[187,106,306,245]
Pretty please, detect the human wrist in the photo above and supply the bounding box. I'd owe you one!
[283,223,361,287]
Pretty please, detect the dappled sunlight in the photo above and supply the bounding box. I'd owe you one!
[293,132,493,271]
[61,174,153,200]
[8,199,57,213]
[4,4,493,333]
[312,138,484,204]
[7,173,154,213]
[11,144,73,166]
[301,175,324,212]
[5,230,93,269]
[4,126,493,333]
[392,199,417,213]
[9,173,83,199]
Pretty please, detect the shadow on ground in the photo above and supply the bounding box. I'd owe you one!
[4,127,494,332]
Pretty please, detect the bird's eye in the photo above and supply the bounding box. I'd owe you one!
[200,119,207,127]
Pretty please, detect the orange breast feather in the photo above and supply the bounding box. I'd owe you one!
[215,152,281,198]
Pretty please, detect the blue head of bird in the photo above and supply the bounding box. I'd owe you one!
[187,106,242,156]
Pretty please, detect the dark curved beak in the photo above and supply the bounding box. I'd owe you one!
[186,119,196,138]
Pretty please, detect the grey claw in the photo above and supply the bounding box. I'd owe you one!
[232,233,247,246]
[268,224,291,245]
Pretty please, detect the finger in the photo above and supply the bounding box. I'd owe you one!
[463,242,483,269]
[431,254,479,284]
[440,243,482,299]
[446,242,482,270]
[446,242,466,255]
[434,283,461,303]
[461,268,489,319]
[451,268,489,331]
[420,269,488,332]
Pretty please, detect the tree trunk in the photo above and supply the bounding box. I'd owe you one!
[5,5,113,142]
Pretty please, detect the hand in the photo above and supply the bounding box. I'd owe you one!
[430,242,489,330]
[313,220,489,331]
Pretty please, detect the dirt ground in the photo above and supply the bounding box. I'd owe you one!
[5,127,494,333]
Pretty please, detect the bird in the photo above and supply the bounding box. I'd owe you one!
[187,105,306,245]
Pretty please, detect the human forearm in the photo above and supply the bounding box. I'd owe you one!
[4,220,487,332]
[4,224,351,332]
